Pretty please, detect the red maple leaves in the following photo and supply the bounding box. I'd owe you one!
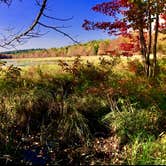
[83,0,166,57]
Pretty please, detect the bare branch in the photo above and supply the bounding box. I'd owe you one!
[0,0,47,47]
[0,0,79,49]
[0,0,12,5]
[42,13,74,21]
[38,22,79,44]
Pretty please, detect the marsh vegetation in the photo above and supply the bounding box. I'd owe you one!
[0,55,166,165]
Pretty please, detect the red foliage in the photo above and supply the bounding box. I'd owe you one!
[120,43,134,52]
[82,0,145,56]
[159,14,166,33]
[82,0,146,36]
[83,0,166,57]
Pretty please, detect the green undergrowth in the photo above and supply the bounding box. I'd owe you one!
[0,56,166,165]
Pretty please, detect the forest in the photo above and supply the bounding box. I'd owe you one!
[0,0,166,165]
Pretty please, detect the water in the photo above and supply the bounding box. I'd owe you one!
[0,58,74,67]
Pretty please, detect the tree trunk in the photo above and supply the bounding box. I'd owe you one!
[139,27,147,75]
[146,5,152,77]
[152,3,159,77]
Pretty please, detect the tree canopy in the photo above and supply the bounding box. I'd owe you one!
[83,0,166,77]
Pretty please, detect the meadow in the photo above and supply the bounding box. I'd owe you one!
[0,55,166,165]
[2,56,121,66]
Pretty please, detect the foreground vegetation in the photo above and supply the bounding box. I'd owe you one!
[0,55,166,165]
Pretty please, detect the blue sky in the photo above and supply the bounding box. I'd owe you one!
[0,0,111,51]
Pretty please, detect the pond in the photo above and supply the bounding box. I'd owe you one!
[0,56,110,67]
[0,57,75,67]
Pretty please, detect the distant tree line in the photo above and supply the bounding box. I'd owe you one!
[0,48,44,55]
[0,36,166,59]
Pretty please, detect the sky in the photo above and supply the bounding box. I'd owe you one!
[0,0,111,52]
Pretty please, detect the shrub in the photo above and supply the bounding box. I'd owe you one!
[56,102,91,146]
[123,133,166,165]
[102,98,161,143]
[127,59,144,76]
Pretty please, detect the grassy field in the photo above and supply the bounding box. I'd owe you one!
[0,55,166,165]
[1,55,143,77]
[2,56,102,66]
[1,55,143,67]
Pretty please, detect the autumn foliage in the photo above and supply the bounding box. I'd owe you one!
[83,0,166,76]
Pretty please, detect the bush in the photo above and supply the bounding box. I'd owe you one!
[127,59,144,76]
[56,102,91,146]
[123,133,166,165]
[102,98,161,143]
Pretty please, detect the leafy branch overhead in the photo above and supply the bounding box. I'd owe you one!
[0,0,78,48]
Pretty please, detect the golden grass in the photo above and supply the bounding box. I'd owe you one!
[2,54,166,76]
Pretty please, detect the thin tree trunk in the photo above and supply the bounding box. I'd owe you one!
[152,3,159,77]
[146,6,152,77]
[139,27,147,75]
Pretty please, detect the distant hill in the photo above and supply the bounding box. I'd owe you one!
[0,48,45,55]
[0,34,166,59]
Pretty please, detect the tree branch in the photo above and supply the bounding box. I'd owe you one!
[42,13,74,21]
[0,0,78,49]
[38,22,79,44]
[0,0,47,47]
